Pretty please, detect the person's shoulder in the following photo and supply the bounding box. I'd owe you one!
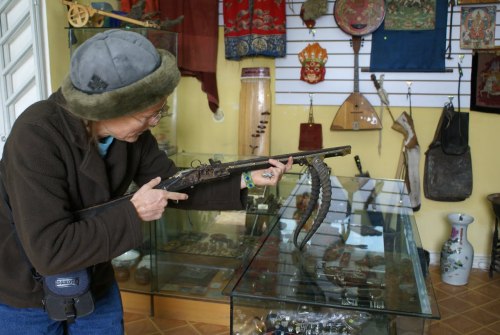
[14,91,66,125]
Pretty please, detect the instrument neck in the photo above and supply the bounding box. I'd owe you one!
[352,36,361,93]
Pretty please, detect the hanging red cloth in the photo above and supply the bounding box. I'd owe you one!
[223,0,286,60]
[159,1,220,114]
[120,0,159,15]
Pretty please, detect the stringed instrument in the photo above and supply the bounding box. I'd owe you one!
[331,0,386,131]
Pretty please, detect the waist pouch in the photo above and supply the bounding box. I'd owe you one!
[42,269,94,322]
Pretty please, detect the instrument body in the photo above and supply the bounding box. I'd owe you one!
[331,0,385,131]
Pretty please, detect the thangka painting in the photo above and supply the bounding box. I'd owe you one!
[470,49,500,113]
[460,6,496,49]
[458,0,500,4]
[384,0,436,30]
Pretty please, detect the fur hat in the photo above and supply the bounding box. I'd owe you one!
[61,29,180,121]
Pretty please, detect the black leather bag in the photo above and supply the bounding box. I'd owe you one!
[424,102,472,201]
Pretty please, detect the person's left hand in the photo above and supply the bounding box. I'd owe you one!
[242,157,293,188]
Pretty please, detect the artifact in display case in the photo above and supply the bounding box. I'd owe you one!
[228,175,439,334]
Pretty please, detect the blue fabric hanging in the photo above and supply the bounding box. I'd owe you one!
[369,0,448,72]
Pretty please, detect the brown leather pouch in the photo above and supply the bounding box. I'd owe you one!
[299,97,323,150]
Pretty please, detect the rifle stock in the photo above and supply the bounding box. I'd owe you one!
[75,145,351,220]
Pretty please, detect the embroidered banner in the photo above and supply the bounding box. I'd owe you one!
[384,0,436,30]
[369,0,447,72]
[223,0,287,60]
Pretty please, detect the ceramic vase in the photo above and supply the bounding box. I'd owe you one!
[440,213,474,286]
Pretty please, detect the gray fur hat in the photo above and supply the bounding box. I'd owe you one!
[61,29,180,121]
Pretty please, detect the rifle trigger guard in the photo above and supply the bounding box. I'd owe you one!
[293,157,332,251]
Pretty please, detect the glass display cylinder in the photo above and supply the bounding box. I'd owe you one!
[238,67,271,157]
[440,213,474,286]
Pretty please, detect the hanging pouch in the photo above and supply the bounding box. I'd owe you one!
[299,96,323,150]
[43,269,95,322]
[424,102,472,201]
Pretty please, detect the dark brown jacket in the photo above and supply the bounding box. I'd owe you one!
[0,91,245,308]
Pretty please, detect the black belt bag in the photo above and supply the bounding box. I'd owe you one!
[43,269,95,322]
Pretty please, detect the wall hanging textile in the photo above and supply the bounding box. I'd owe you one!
[223,0,286,60]
[298,43,328,84]
[121,0,158,16]
[370,0,447,72]
[159,0,220,114]
[299,95,323,151]
[238,68,271,156]
[384,0,436,31]
[470,48,500,113]
[460,6,496,49]
[424,102,472,201]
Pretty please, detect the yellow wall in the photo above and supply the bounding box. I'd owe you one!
[45,4,499,260]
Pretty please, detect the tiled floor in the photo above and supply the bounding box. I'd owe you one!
[427,266,500,335]
[124,265,500,335]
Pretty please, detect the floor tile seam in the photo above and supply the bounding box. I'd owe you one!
[449,295,485,311]
[457,288,499,300]
[125,318,164,335]
[153,322,197,333]
[429,321,460,334]
[124,317,151,326]
[458,312,497,327]
[184,320,203,335]
[147,317,165,334]
[475,306,500,320]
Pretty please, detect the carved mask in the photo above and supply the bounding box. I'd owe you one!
[298,43,328,84]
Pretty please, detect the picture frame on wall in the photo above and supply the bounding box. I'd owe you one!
[457,0,499,4]
[470,49,500,113]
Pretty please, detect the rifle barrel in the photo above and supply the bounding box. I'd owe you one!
[221,145,351,173]
[74,145,351,220]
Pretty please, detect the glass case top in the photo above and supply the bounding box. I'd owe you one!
[229,174,440,319]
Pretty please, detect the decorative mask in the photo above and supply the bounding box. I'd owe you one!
[298,43,328,84]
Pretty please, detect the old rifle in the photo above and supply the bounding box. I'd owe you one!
[75,146,351,220]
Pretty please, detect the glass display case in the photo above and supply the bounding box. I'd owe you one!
[112,152,304,306]
[226,174,440,335]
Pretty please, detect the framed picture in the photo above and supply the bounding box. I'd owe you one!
[457,0,500,4]
[460,6,496,49]
[470,49,500,113]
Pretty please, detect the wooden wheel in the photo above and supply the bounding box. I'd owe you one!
[67,4,90,28]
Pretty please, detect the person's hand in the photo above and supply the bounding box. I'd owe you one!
[242,157,293,188]
[130,177,188,221]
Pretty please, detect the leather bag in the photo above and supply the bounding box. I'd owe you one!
[424,102,472,201]
[299,97,323,150]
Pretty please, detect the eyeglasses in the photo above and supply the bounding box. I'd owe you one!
[131,102,170,126]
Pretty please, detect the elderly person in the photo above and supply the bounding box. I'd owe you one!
[0,30,291,334]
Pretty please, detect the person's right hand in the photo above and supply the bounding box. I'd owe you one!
[130,177,188,221]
